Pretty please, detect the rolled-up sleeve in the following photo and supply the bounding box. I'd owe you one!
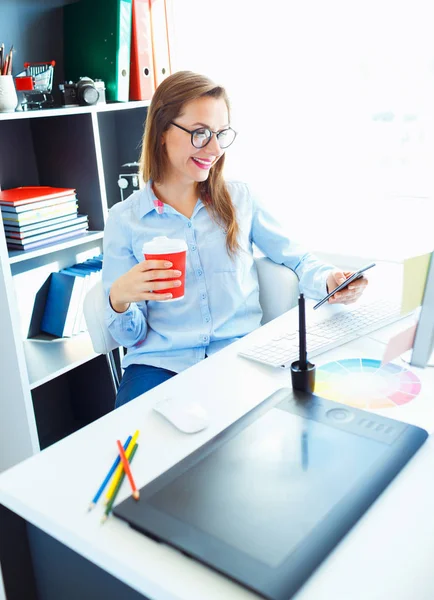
[102,203,148,347]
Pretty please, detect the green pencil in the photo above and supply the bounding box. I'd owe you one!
[101,443,139,523]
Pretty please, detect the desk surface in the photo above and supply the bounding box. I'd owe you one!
[1,298,434,600]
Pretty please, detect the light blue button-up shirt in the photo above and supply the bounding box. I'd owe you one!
[102,180,333,373]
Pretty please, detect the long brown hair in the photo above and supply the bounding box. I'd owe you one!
[140,71,239,255]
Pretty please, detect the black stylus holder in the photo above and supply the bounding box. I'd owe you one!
[291,292,316,393]
[290,360,316,393]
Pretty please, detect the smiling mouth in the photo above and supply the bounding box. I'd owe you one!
[191,157,213,169]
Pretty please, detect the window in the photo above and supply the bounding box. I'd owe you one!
[169,0,434,260]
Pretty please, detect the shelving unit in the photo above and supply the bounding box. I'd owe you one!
[8,231,104,265]
[24,333,99,390]
[0,100,150,122]
[0,98,149,471]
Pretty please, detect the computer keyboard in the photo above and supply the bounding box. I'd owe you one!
[239,298,404,369]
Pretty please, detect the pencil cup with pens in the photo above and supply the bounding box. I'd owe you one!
[0,75,18,113]
[0,44,17,113]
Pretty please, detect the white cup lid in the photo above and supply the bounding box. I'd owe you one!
[142,236,188,254]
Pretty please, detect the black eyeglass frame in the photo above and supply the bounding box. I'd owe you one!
[170,121,237,149]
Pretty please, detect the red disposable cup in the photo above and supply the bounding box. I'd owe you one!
[142,237,187,301]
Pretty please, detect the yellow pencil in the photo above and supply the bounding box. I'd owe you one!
[105,429,140,503]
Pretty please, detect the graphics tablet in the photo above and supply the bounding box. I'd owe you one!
[114,388,427,600]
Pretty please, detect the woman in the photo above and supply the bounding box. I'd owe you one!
[102,71,368,408]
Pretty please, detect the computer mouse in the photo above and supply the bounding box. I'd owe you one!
[153,397,210,434]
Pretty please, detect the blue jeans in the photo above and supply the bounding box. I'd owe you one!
[115,364,177,409]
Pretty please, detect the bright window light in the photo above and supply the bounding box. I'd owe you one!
[169,0,434,260]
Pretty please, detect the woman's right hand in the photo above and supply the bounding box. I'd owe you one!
[109,260,182,313]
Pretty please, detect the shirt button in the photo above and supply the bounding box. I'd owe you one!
[201,293,207,300]
[188,221,192,228]
[197,269,203,276]
[203,335,208,342]
[205,316,210,323]
[191,245,196,251]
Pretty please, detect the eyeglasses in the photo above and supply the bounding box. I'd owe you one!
[170,121,237,149]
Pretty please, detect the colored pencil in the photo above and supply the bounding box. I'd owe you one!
[7,46,13,75]
[105,429,140,503]
[116,439,140,500]
[101,443,139,523]
[1,45,13,76]
[88,434,132,511]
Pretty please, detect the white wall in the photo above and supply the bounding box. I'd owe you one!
[169,0,434,260]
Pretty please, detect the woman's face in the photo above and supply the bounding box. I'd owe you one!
[162,96,229,186]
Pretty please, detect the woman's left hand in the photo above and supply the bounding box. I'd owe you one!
[326,269,368,305]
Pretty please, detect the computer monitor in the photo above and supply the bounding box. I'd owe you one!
[410,251,434,368]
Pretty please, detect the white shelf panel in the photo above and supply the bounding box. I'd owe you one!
[8,231,104,264]
[24,332,99,389]
[0,100,150,121]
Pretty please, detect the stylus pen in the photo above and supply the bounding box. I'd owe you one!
[299,293,307,370]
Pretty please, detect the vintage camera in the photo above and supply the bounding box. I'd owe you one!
[59,77,106,107]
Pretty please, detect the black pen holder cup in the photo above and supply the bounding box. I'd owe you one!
[290,361,316,394]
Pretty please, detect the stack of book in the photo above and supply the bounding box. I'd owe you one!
[0,186,89,251]
[41,255,103,338]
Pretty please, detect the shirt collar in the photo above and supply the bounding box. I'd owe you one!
[139,180,204,218]
[138,180,162,217]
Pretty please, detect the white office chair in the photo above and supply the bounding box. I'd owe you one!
[83,257,299,393]
[255,256,299,325]
[83,281,121,393]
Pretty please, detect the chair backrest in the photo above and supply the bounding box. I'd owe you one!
[254,256,299,324]
[83,258,299,356]
[83,279,119,355]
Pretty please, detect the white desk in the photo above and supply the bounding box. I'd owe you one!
[1,301,434,600]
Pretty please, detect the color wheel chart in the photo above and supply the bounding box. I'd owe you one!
[314,358,422,410]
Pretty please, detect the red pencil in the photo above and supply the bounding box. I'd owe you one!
[116,439,140,500]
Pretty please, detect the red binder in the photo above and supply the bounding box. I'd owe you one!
[0,186,76,207]
[129,0,155,101]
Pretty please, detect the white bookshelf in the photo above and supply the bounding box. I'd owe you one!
[0,100,150,121]
[0,100,148,471]
[8,231,104,264]
[24,333,99,390]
